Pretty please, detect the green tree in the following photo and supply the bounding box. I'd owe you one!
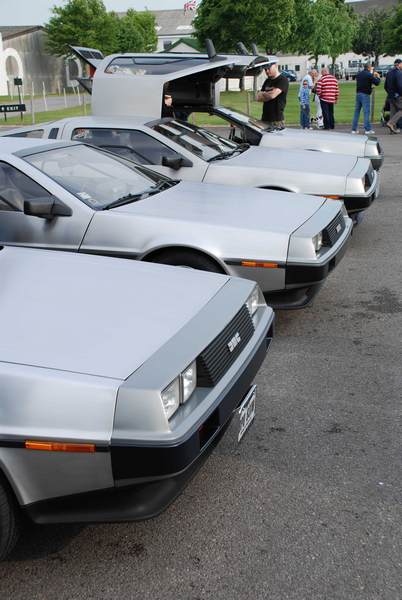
[352,10,389,65]
[383,0,402,55]
[44,0,118,57]
[194,0,295,54]
[114,9,157,53]
[327,2,357,67]
[291,0,356,67]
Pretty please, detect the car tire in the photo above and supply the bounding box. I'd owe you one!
[148,250,224,273]
[0,474,21,561]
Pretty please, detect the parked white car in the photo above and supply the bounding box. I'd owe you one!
[0,137,352,309]
[3,116,380,219]
[68,45,384,170]
[0,225,274,560]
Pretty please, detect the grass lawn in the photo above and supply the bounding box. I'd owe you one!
[0,104,89,127]
[194,81,387,127]
[0,81,386,128]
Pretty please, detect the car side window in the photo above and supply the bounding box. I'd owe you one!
[0,161,52,212]
[71,127,182,165]
[6,129,44,139]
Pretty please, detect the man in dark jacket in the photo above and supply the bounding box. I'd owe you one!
[384,58,402,134]
[351,64,380,134]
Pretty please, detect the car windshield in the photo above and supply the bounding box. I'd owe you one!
[23,144,176,209]
[216,107,267,131]
[152,119,240,161]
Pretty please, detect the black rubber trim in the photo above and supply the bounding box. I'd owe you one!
[264,283,323,310]
[24,422,230,525]
[23,324,274,525]
[285,233,350,287]
[371,156,383,170]
[344,194,375,213]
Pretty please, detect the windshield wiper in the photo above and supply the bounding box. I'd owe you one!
[207,143,250,162]
[103,179,180,210]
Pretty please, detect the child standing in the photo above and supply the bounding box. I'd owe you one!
[298,79,311,129]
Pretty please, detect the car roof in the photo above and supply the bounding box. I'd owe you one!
[0,137,80,156]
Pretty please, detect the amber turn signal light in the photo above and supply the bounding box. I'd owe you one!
[241,261,279,268]
[25,441,96,453]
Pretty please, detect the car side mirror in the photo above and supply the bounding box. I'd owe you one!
[24,196,72,219]
[161,155,192,170]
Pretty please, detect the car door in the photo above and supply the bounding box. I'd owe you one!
[0,158,93,251]
[63,123,208,182]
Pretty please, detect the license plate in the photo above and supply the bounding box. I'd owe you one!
[237,385,256,442]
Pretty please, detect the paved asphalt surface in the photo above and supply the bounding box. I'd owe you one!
[0,129,401,600]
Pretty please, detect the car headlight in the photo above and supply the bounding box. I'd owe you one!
[341,202,348,217]
[246,285,260,316]
[161,377,181,420]
[161,360,198,419]
[312,232,323,253]
[182,360,197,403]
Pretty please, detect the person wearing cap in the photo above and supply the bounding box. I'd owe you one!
[351,63,381,135]
[256,60,289,129]
[384,59,402,133]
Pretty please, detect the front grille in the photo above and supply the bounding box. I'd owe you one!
[322,211,345,247]
[197,304,255,387]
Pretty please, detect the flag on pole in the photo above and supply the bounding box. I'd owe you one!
[184,1,196,13]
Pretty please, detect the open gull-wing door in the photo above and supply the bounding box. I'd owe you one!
[69,45,105,95]
[91,54,248,118]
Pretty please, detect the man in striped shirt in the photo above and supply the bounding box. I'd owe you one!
[316,68,340,130]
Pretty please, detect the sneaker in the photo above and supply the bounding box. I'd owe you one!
[365,130,375,134]
[351,130,358,134]
[386,122,399,134]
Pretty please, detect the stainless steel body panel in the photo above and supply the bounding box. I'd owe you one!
[1,117,374,201]
[0,245,229,379]
[0,240,274,510]
[0,137,351,306]
[114,276,270,444]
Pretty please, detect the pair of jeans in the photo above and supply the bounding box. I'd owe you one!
[320,100,335,129]
[300,104,310,128]
[352,92,371,131]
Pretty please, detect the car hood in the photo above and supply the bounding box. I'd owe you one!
[261,127,366,155]
[222,146,358,176]
[111,181,326,234]
[0,246,229,379]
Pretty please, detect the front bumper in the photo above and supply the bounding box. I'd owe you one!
[264,218,352,310]
[25,314,274,525]
[366,141,384,170]
[344,169,380,215]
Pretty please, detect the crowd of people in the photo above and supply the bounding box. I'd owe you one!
[257,57,402,135]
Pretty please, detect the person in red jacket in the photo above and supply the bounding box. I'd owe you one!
[316,68,340,130]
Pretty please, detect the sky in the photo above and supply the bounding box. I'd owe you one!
[0,0,363,27]
[1,0,189,26]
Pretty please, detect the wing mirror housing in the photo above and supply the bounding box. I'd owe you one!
[24,196,72,219]
[161,155,192,170]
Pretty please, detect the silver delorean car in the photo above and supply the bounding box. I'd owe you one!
[5,115,379,219]
[0,237,274,559]
[0,138,352,309]
[69,45,383,170]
